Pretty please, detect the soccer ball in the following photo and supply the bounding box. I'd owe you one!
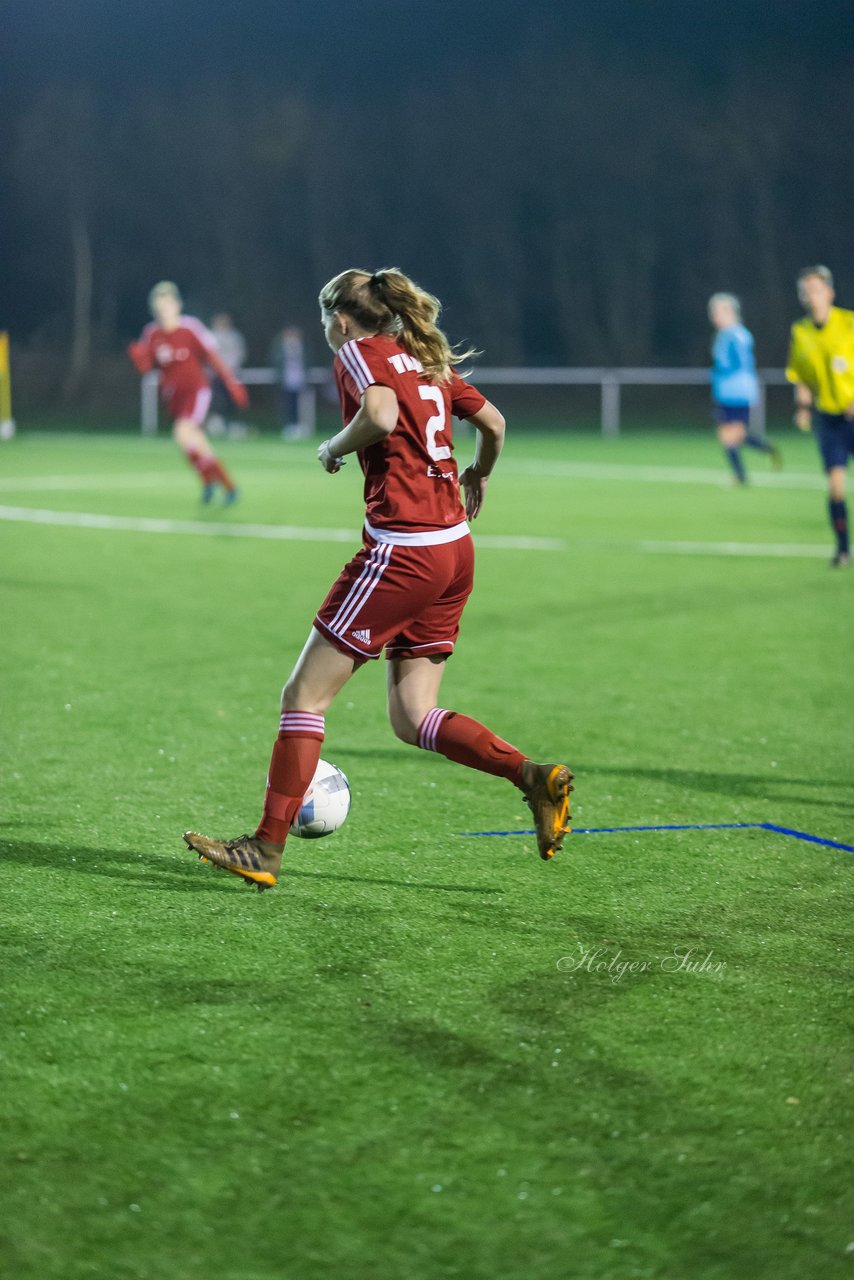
[289,759,351,839]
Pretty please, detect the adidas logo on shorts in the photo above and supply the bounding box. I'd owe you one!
[351,628,372,645]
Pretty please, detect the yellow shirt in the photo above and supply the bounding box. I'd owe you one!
[786,307,854,414]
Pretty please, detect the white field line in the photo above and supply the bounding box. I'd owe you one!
[502,460,825,490]
[0,505,356,545]
[637,539,828,559]
[0,504,829,558]
[0,472,185,491]
[0,460,825,492]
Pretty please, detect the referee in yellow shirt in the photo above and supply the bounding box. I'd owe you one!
[786,265,854,567]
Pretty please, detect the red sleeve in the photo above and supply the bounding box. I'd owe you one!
[333,351,358,401]
[184,318,237,386]
[336,338,393,397]
[128,327,155,373]
[333,360,351,408]
[449,374,486,419]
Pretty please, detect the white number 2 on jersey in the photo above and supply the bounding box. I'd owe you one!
[418,386,451,462]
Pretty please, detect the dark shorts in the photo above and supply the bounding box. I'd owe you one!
[713,402,752,426]
[314,527,474,662]
[815,412,854,472]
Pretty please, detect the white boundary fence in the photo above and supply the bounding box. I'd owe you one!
[141,367,791,437]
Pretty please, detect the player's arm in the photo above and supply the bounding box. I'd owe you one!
[785,328,813,430]
[318,386,398,473]
[843,315,854,419]
[459,400,506,520]
[792,386,813,431]
[192,328,249,408]
[128,332,154,374]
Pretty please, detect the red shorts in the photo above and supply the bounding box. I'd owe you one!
[314,523,474,661]
[164,384,212,425]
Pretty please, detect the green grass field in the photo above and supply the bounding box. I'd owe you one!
[1,427,851,1280]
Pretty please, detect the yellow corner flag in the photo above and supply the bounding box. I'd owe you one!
[0,331,16,439]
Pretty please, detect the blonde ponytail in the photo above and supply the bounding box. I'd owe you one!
[318,267,478,384]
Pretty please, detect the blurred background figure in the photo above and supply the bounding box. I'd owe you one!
[128,282,246,504]
[271,326,310,439]
[787,265,854,567]
[708,292,780,485]
[208,313,248,438]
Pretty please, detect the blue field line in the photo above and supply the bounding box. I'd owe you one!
[461,820,854,854]
[462,822,762,837]
[758,822,854,854]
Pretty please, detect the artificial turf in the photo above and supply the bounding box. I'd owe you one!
[0,427,851,1280]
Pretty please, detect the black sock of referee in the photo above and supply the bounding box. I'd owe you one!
[829,498,849,554]
[724,446,746,482]
[745,433,774,454]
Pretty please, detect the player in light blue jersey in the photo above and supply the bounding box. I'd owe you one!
[709,293,781,483]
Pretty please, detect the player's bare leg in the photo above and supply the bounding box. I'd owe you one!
[173,418,237,503]
[185,629,359,888]
[742,420,783,469]
[285,627,365,712]
[388,655,573,860]
[386,653,449,746]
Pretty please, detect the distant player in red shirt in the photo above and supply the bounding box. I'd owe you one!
[128,281,246,503]
[185,268,573,888]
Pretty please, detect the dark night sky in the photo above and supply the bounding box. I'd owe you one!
[4,0,852,101]
[2,0,852,370]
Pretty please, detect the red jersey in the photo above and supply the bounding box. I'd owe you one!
[334,335,486,532]
[134,317,234,411]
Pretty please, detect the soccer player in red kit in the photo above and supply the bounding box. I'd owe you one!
[128,281,247,503]
[185,268,573,889]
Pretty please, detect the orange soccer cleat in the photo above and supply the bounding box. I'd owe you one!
[520,762,574,860]
[183,832,283,891]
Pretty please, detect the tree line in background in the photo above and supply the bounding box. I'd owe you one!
[6,46,853,401]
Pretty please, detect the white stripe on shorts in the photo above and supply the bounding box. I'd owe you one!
[328,541,392,638]
[192,386,212,424]
[386,640,457,654]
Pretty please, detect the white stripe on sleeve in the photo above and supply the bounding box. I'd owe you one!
[339,340,376,393]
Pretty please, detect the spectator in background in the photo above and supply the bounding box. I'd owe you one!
[271,326,309,439]
[708,292,781,484]
[209,313,248,438]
